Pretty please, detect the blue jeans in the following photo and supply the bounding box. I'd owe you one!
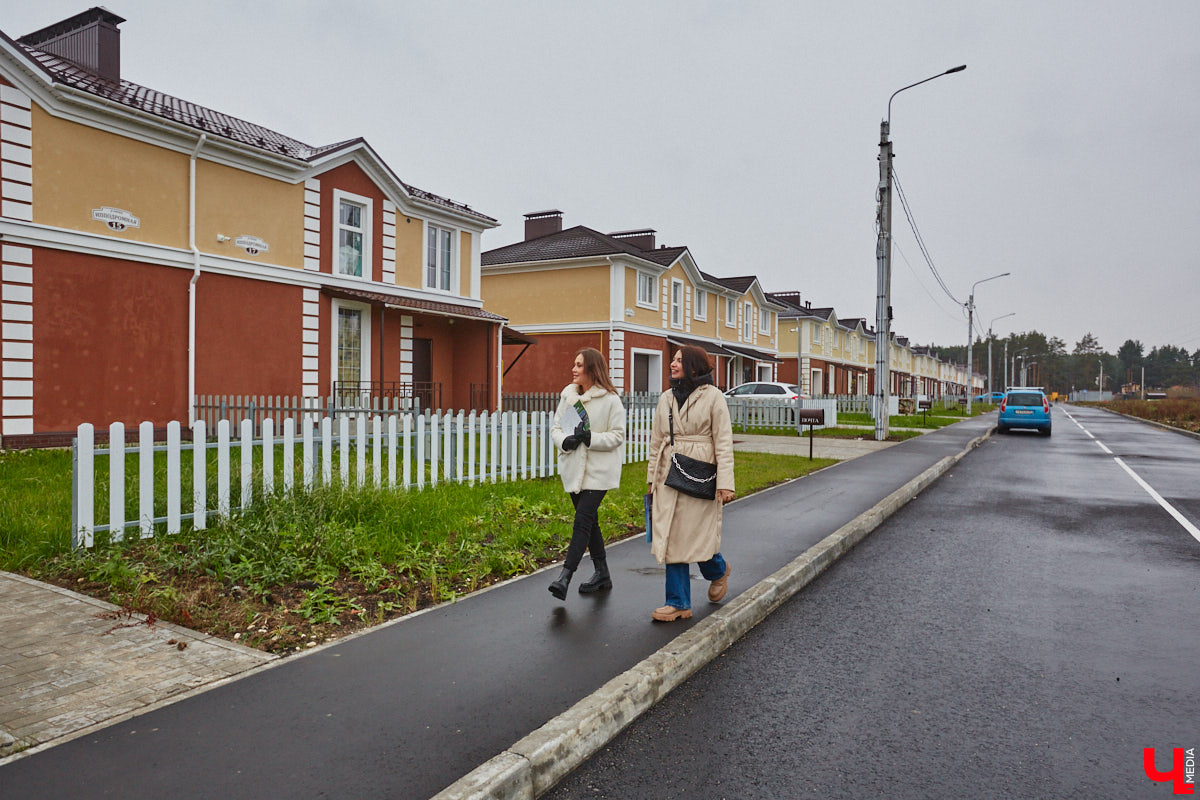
[664,552,727,610]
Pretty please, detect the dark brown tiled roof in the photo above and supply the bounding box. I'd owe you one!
[482,226,675,267]
[6,36,493,223]
[704,275,757,294]
[324,287,507,322]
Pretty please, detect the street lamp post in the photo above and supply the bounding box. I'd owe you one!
[1012,347,1027,389]
[965,272,1010,414]
[987,312,1014,399]
[875,64,966,441]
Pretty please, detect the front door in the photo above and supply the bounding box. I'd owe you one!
[412,337,434,410]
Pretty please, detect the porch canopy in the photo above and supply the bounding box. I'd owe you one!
[666,335,738,359]
[323,286,506,323]
[724,343,780,363]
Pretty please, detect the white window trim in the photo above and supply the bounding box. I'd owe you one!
[759,308,771,335]
[630,347,663,394]
[743,302,753,341]
[694,289,707,321]
[424,221,459,294]
[670,278,684,329]
[635,270,657,310]
[332,189,373,281]
[330,299,372,392]
[725,297,736,328]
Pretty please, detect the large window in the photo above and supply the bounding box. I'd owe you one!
[426,224,454,291]
[636,271,656,308]
[759,309,771,335]
[743,302,753,341]
[671,279,684,328]
[331,300,371,395]
[334,190,372,278]
[725,297,736,328]
[694,289,707,320]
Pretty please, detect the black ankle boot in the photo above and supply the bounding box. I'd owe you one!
[548,567,574,600]
[578,558,612,594]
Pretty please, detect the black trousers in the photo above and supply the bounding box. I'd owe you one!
[565,490,607,571]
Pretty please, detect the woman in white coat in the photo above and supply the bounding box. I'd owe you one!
[548,347,626,600]
[646,345,735,621]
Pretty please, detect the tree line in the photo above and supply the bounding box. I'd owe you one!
[927,331,1200,396]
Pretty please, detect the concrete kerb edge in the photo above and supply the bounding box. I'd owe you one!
[431,427,992,800]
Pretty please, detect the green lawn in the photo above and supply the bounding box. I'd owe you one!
[3,449,836,653]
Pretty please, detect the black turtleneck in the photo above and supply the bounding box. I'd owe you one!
[670,370,714,409]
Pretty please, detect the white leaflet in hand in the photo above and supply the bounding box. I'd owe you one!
[559,400,583,433]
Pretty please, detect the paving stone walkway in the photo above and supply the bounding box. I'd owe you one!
[0,572,275,760]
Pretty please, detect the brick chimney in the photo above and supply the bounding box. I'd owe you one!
[18,7,126,83]
[609,228,656,251]
[524,210,563,241]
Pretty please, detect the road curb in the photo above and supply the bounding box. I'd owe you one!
[432,427,992,799]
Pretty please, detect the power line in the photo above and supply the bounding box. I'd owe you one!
[890,166,963,307]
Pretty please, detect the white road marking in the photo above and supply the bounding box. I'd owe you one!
[1097,441,1112,454]
[1114,457,1200,543]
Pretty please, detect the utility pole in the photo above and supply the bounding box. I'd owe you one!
[965,273,1009,413]
[875,64,966,442]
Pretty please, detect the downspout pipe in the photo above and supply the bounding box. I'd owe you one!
[188,133,207,426]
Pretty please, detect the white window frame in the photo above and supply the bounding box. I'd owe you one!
[725,297,736,328]
[670,279,684,329]
[743,302,753,341]
[759,308,771,335]
[812,322,823,345]
[425,222,457,293]
[756,364,772,382]
[694,289,707,321]
[636,270,657,309]
[332,190,373,280]
[330,299,372,393]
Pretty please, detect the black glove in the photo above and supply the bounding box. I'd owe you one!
[574,423,591,448]
[561,435,581,452]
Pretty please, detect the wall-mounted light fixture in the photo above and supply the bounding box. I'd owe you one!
[216,234,231,243]
[624,308,634,317]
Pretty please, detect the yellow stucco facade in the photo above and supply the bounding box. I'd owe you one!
[484,265,611,325]
[32,106,190,249]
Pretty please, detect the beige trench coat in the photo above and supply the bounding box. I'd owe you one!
[646,384,735,564]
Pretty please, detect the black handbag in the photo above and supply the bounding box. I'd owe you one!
[664,408,718,500]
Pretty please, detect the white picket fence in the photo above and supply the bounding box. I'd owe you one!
[726,397,838,430]
[71,407,654,549]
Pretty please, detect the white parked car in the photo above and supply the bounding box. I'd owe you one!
[724,382,809,400]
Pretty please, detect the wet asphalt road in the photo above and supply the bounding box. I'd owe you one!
[546,405,1200,799]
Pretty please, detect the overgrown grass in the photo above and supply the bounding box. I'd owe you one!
[1099,397,1200,432]
[5,451,833,652]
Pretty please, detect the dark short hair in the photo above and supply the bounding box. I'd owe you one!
[677,345,712,380]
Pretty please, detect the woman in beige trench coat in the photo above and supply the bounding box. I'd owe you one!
[646,345,735,622]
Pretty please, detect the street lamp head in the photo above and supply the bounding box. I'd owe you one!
[945,65,967,74]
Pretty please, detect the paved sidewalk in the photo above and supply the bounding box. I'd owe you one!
[0,417,992,798]
[0,573,274,758]
[733,431,899,459]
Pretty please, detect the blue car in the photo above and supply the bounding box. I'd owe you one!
[997,388,1052,436]
[974,391,1006,404]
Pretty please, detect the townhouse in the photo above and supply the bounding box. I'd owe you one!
[772,292,978,399]
[0,9,505,447]
[481,211,786,393]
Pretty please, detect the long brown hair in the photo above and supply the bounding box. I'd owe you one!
[575,347,618,394]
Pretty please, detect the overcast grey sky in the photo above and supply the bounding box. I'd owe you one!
[9,1,1199,354]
